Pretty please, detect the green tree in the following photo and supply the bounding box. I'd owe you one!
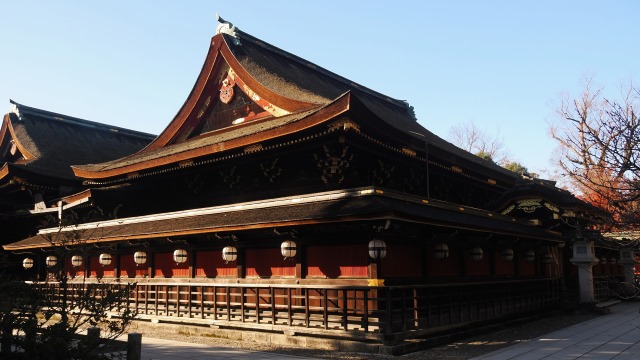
[503,161,529,175]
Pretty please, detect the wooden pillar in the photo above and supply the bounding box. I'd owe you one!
[460,246,467,277]
[115,253,121,279]
[85,255,91,279]
[489,249,496,276]
[295,243,305,279]
[189,249,197,279]
[148,252,154,278]
[368,257,379,279]
[421,244,429,278]
[236,247,245,279]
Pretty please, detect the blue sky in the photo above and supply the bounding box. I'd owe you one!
[0,1,637,177]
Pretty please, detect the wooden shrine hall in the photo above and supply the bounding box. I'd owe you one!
[1,17,633,353]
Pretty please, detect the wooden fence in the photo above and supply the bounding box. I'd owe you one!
[47,278,562,344]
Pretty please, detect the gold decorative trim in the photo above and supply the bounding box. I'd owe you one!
[328,118,361,132]
[179,160,194,168]
[402,148,417,156]
[244,144,263,153]
[516,199,542,213]
[544,202,560,213]
[501,204,515,215]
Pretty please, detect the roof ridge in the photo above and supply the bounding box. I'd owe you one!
[230,29,416,119]
[9,100,157,140]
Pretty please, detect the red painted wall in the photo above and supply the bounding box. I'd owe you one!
[67,258,85,278]
[427,245,461,277]
[381,244,422,278]
[246,248,296,278]
[154,252,190,278]
[120,254,148,278]
[89,255,116,278]
[465,249,491,276]
[306,245,368,278]
[494,250,516,276]
[195,250,237,277]
[517,252,536,276]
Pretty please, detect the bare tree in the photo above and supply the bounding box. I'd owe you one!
[0,218,136,359]
[550,76,640,228]
[448,120,510,165]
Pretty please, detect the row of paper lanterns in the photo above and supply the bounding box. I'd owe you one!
[25,240,607,270]
[432,243,554,263]
[22,240,299,269]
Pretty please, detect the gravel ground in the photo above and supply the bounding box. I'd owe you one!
[131,312,598,359]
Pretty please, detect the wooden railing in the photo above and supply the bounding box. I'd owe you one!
[43,278,562,343]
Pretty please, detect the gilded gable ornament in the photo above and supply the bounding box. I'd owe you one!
[328,118,360,132]
[219,75,236,104]
[516,199,542,213]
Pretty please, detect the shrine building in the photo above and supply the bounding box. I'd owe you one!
[1,17,633,353]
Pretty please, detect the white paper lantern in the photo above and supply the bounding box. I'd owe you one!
[434,243,449,260]
[368,239,387,260]
[71,255,83,267]
[23,257,34,269]
[524,250,535,262]
[470,247,484,262]
[99,253,112,266]
[173,249,188,264]
[222,246,238,262]
[501,248,514,261]
[280,240,297,259]
[45,255,58,267]
[133,251,147,265]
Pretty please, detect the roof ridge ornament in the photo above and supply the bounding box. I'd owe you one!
[216,14,241,46]
[9,100,22,121]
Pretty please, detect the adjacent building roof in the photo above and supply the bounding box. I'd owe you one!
[0,100,156,181]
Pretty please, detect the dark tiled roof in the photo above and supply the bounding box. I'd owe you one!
[491,180,608,216]
[74,29,519,180]
[6,101,156,179]
[74,107,323,172]
[4,189,560,250]
[229,31,418,131]
[229,32,522,178]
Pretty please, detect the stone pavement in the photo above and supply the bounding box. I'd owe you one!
[470,301,640,359]
[130,336,319,360]
[119,301,640,359]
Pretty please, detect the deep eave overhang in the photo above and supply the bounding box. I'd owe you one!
[0,162,79,189]
[71,93,351,181]
[3,187,563,251]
